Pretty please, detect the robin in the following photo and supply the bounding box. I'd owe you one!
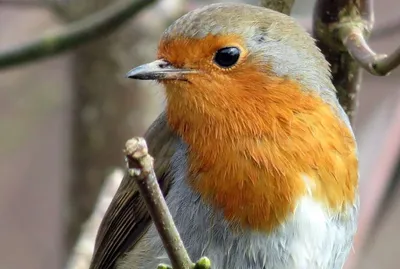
[89,3,359,269]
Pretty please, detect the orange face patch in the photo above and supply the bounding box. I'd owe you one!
[158,34,249,72]
[160,35,358,232]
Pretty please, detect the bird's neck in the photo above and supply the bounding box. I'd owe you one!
[165,81,358,232]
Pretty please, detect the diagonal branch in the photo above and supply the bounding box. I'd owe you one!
[124,137,194,269]
[0,0,155,70]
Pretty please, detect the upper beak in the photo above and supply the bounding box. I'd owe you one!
[126,59,196,80]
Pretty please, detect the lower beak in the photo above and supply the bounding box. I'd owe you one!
[126,59,196,80]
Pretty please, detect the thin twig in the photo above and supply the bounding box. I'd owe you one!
[374,46,400,75]
[0,0,155,69]
[124,137,193,269]
[340,24,400,76]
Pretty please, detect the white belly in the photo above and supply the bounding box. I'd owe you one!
[119,148,358,269]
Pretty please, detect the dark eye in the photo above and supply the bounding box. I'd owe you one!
[213,47,241,68]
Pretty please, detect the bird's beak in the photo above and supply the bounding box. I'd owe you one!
[126,59,196,81]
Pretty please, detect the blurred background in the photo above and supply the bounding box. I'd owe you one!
[0,0,399,268]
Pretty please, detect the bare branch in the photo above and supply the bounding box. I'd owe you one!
[314,0,400,122]
[373,46,400,75]
[313,0,374,124]
[0,0,155,70]
[124,137,194,269]
[259,0,295,14]
[340,22,400,76]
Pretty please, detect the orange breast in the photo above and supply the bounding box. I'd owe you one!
[162,37,358,232]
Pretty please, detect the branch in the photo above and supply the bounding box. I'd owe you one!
[314,0,400,122]
[313,0,374,124]
[340,21,400,76]
[0,0,155,70]
[259,0,295,14]
[124,137,194,269]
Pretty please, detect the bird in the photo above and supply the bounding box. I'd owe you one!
[89,3,359,269]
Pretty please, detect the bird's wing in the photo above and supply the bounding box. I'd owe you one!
[89,112,179,269]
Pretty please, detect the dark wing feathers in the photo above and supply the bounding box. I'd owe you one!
[89,112,178,269]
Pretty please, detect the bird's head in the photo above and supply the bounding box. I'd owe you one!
[126,4,358,230]
[127,3,339,136]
